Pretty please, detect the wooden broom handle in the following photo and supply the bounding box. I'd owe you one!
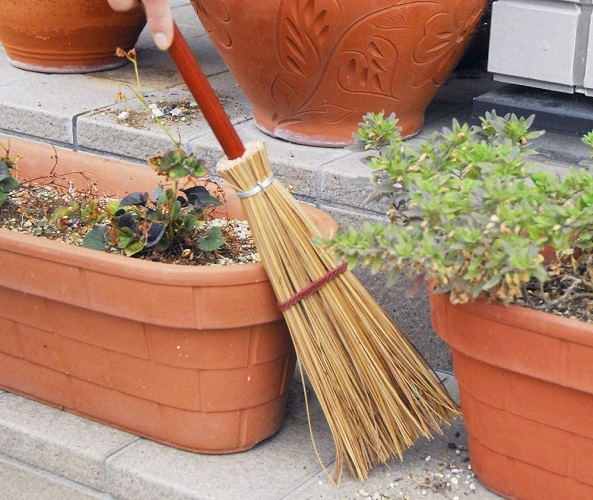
[168,23,246,160]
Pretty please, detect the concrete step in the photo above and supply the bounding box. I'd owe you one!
[0,374,500,500]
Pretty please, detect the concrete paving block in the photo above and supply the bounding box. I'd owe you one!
[319,204,385,233]
[0,393,138,491]
[289,418,501,500]
[78,113,182,162]
[0,47,38,89]
[287,377,498,498]
[320,151,380,210]
[173,3,207,34]
[77,73,251,161]
[284,372,327,422]
[92,46,184,90]
[107,436,336,499]
[134,26,158,52]
[205,70,253,110]
[77,96,200,160]
[0,73,133,145]
[106,383,336,500]
[235,119,351,170]
[0,457,107,500]
[180,66,252,111]
[290,374,499,499]
[133,2,205,52]
[95,33,227,89]
[189,123,348,199]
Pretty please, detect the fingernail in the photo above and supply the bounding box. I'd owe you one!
[154,32,171,51]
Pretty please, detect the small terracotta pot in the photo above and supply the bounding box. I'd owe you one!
[0,0,146,73]
[430,290,593,500]
[192,0,489,146]
[0,137,337,453]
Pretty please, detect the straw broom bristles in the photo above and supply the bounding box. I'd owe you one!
[217,141,459,484]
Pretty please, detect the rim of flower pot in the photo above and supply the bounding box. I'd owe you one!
[429,287,593,348]
[0,137,338,287]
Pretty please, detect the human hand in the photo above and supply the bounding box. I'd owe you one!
[107,0,174,50]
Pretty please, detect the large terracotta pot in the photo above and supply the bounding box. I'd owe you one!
[0,0,146,73]
[192,0,489,146]
[430,290,593,500]
[0,137,337,453]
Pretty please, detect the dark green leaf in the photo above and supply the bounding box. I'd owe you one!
[82,227,108,251]
[117,212,138,232]
[167,164,188,180]
[197,226,224,252]
[181,186,222,210]
[0,176,19,193]
[183,215,199,231]
[0,161,11,182]
[144,223,167,248]
[119,191,148,207]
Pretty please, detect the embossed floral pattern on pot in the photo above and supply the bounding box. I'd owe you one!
[192,0,488,146]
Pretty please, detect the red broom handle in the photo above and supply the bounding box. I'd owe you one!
[168,23,246,160]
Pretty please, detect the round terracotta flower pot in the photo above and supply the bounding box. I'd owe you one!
[430,290,593,500]
[0,0,146,73]
[0,137,337,453]
[192,0,489,146]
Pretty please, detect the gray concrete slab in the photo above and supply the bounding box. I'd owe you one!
[77,73,251,160]
[0,392,138,490]
[287,375,497,500]
[320,152,383,213]
[92,33,228,91]
[0,371,501,499]
[189,121,352,199]
[0,457,107,500]
[0,71,129,144]
[106,381,336,500]
[0,47,36,89]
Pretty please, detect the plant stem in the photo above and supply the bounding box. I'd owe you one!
[126,52,180,148]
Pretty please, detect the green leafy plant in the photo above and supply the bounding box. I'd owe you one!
[51,48,225,258]
[327,111,593,305]
[0,144,20,207]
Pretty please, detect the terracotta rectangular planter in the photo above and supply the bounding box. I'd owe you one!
[430,290,593,500]
[0,137,335,453]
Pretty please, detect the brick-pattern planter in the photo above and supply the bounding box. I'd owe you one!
[430,290,593,499]
[0,138,336,453]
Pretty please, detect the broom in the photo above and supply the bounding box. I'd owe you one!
[168,23,459,483]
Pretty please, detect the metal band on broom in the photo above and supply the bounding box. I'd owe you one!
[168,23,459,484]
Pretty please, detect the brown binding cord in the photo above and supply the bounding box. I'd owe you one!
[278,262,348,311]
